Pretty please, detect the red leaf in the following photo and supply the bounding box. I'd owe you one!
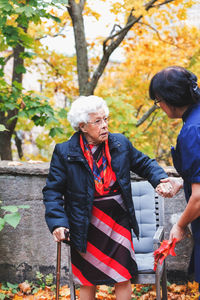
[153,238,177,271]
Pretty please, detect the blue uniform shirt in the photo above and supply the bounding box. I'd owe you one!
[171,102,200,282]
[171,102,200,235]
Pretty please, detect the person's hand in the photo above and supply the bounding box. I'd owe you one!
[161,177,183,196]
[156,177,183,198]
[169,223,186,243]
[156,181,173,198]
[53,227,70,243]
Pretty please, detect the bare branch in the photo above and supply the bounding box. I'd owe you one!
[152,0,175,8]
[102,0,176,48]
[103,12,140,53]
[103,24,123,51]
[136,105,143,118]
[143,111,157,132]
[111,24,122,35]
[35,32,66,41]
[71,0,176,95]
[35,24,69,41]
[136,105,158,127]
[88,0,175,94]
[4,53,13,64]
[87,12,142,94]
[79,0,86,11]
[138,21,184,49]
[43,59,61,77]
[43,59,54,69]
[102,0,175,48]
[145,0,160,9]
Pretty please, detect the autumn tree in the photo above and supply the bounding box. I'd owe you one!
[66,0,193,96]
[96,3,200,163]
[0,0,197,160]
[26,0,197,163]
[61,0,197,164]
[0,0,68,160]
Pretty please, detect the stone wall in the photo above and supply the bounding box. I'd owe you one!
[0,161,69,284]
[0,161,193,284]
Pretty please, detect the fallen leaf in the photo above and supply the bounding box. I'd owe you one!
[19,282,32,294]
[13,295,24,299]
[168,284,186,293]
[27,160,43,164]
[60,285,70,296]
[140,294,150,300]
[188,281,199,292]
[8,161,23,166]
[1,281,200,299]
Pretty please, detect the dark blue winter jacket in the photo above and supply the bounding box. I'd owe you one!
[43,132,168,252]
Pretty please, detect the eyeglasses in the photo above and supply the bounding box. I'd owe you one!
[154,99,161,106]
[88,116,109,126]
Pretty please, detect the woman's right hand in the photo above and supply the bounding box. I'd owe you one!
[53,227,70,243]
[169,223,186,243]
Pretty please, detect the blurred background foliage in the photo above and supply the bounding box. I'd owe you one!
[0,0,199,165]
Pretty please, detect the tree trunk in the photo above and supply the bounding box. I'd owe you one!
[67,0,176,98]
[0,130,13,160]
[0,44,24,160]
[67,0,90,96]
[14,131,23,159]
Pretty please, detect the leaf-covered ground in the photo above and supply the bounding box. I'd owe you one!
[0,282,199,300]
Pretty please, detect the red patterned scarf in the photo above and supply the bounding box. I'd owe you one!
[80,134,116,195]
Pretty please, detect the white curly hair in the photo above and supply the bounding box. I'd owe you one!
[67,95,109,131]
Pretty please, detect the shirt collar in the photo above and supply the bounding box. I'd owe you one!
[182,103,200,122]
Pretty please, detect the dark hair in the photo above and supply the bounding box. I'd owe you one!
[149,66,200,107]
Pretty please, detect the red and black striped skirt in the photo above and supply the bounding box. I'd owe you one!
[71,194,138,286]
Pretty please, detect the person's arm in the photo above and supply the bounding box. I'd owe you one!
[43,144,69,234]
[128,140,167,185]
[169,182,200,242]
[128,139,173,196]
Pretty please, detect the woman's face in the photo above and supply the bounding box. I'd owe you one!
[158,101,177,118]
[155,99,182,119]
[80,108,109,145]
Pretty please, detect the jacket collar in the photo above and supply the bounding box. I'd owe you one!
[68,132,121,156]
[68,132,83,156]
[108,133,121,150]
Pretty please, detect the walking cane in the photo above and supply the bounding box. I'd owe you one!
[55,233,76,300]
[56,241,61,300]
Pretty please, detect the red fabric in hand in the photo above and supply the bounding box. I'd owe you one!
[154,238,177,271]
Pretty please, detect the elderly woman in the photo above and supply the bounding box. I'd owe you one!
[149,66,200,296]
[43,95,172,300]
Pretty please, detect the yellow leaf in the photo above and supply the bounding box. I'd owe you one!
[17,97,22,105]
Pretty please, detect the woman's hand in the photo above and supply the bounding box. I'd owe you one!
[156,181,173,198]
[156,177,183,198]
[169,223,186,243]
[53,227,70,243]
